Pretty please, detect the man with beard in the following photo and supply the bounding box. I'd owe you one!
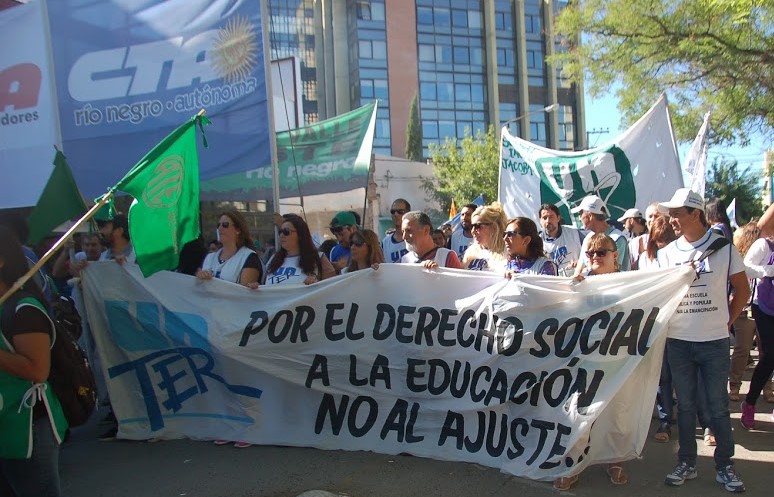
[400,211,462,268]
[97,215,135,264]
[538,203,585,276]
[381,198,410,263]
[449,203,477,259]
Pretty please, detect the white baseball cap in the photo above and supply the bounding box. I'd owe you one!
[658,188,705,212]
[571,195,606,216]
[617,208,643,222]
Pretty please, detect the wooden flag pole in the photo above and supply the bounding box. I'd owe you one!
[0,191,115,306]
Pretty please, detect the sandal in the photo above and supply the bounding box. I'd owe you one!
[654,422,671,443]
[704,428,716,446]
[606,464,629,485]
[553,474,579,491]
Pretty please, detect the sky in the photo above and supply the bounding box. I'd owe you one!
[584,93,772,187]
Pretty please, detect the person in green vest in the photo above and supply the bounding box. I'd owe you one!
[0,225,67,497]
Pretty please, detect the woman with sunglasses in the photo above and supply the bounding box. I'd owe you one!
[462,202,507,272]
[197,210,263,289]
[556,233,628,490]
[265,214,335,286]
[0,226,67,497]
[503,217,557,277]
[343,229,385,273]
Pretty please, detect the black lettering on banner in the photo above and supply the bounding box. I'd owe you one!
[498,316,524,356]
[406,358,426,393]
[415,306,440,345]
[324,303,347,341]
[373,303,395,340]
[539,423,572,469]
[507,417,529,459]
[579,311,608,354]
[530,318,557,357]
[509,371,537,404]
[598,311,625,355]
[238,306,314,346]
[347,396,378,437]
[456,309,477,348]
[437,308,458,346]
[379,398,424,443]
[554,317,583,358]
[396,305,417,344]
[637,307,660,355]
[349,354,391,388]
[608,309,643,356]
[525,419,553,465]
[306,354,330,388]
[314,393,378,437]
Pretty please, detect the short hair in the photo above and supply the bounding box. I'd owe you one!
[462,203,478,212]
[110,215,131,241]
[591,212,607,222]
[705,198,731,226]
[392,198,411,211]
[685,206,709,227]
[402,210,433,230]
[538,203,562,221]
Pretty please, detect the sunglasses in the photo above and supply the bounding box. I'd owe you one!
[586,249,612,258]
[217,221,230,229]
[351,239,366,247]
[471,222,492,230]
[390,209,406,215]
[278,228,296,236]
[503,231,522,238]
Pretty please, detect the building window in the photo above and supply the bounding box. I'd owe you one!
[420,82,437,100]
[417,7,433,24]
[452,9,468,27]
[434,8,451,27]
[418,44,435,62]
[453,46,470,64]
[468,10,482,29]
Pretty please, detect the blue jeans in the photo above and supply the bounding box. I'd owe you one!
[0,416,61,497]
[667,337,734,469]
[657,347,674,424]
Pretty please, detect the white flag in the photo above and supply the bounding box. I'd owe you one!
[498,94,683,224]
[727,198,738,229]
[686,112,711,197]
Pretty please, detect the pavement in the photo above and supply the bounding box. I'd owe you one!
[60,382,774,497]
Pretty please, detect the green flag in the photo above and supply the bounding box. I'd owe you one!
[27,151,88,244]
[113,116,207,277]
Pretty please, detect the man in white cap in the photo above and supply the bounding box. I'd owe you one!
[572,194,630,273]
[657,188,749,493]
[618,208,647,269]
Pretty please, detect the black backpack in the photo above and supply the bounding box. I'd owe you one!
[1,292,97,427]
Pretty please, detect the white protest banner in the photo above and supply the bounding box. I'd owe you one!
[499,95,683,225]
[80,263,694,480]
[0,0,59,208]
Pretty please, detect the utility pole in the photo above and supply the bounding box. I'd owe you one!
[585,127,609,147]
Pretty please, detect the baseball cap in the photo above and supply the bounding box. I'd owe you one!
[570,195,606,215]
[330,211,358,229]
[617,208,643,222]
[658,188,705,212]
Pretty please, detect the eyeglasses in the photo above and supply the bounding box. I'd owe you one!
[278,228,296,236]
[503,231,522,238]
[351,239,366,247]
[390,209,406,215]
[217,221,230,229]
[585,249,612,258]
[471,222,492,231]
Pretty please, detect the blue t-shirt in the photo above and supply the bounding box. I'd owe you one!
[329,244,350,266]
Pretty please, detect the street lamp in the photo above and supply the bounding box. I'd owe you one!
[501,103,559,129]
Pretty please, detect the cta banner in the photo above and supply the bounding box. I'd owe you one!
[201,102,378,201]
[47,0,272,198]
[0,0,59,208]
[499,95,683,224]
[80,263,694,480]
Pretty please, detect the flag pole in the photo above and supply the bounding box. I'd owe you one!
[0,191,114,306]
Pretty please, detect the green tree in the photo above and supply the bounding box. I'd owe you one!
[422,126,499,212]
[552,0,774,144]
[705,158,763,223]
[405,94,423,161]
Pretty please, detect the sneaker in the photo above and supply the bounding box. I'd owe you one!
[233,441,252,448]
[704,428,717,446]
[213,439,231,445]
[97,426,118,441]
[740,401,755,430]
[665,461,697,486]
[716,465,746,493]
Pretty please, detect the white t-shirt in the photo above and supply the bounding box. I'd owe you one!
[541,225,584,276]
[401,247,460,268]
[657,231,745,341]
[265,254,316,286]
[462,244,506,272]
[201,246,255,284]
[449,229,473,259]
[381,233,408,263]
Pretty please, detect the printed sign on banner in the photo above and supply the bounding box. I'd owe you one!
[47,0,272,198]
[499,95,683,224]
[0,0,59,208]
[80,263,694,481]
